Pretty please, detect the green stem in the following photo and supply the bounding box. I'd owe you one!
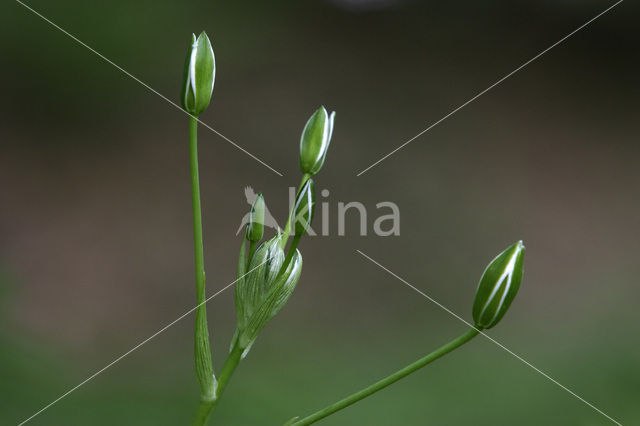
[291,327,480,426]
[281,174,311,249]
[247,240,257,269]
[280,234,301,276]
[192,399,214,426]
[189,115,216,423]
[192,342,244,425]
[216,341,244,398]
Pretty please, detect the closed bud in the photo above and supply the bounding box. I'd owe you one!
[234,234,303,354]
[246,193,265,242]
[472,241,525,329]
[181,31,215,116]
[299,106,335,176]
[294,178,315,236]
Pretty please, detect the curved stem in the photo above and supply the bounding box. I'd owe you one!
[290,327,480,426]
[189,115,216,421]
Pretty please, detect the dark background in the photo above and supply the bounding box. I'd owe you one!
[1,0,638,424]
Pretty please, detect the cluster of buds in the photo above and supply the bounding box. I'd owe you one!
[179,30,338,423]
[232,107,335,355]
[179,29,336,356]
[233,232,302,354]
[177,30,528,422]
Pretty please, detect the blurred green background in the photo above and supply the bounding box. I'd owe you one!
[1,0,639,424]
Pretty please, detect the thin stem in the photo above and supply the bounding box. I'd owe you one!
[216,341,244,398]
[281,174,311,249]
[291,327,481,426]
[192,399,215,426]
[193,341,244,425]
[189,115,215,422]
[280,234,301,276]
[247,240,257,269]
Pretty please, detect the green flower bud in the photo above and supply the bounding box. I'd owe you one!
[299,106,335,176]
[181,31,215,116]
[294,178,315,236]
[234,234,303,353]
[246,193,265,242]
[472,241,525,329]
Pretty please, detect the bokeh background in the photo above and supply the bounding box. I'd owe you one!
[1,0,639,424]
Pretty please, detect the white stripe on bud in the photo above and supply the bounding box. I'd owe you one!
[472,241,525,329]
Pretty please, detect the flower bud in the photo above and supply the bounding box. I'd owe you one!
[181,31,215,116]
[299,106,335,176]
[472,241,525,329]
[293,178,315,236]
[246,193,265,242]
[234,234,303,353]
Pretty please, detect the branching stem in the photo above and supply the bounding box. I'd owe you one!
[193,342,244,425]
